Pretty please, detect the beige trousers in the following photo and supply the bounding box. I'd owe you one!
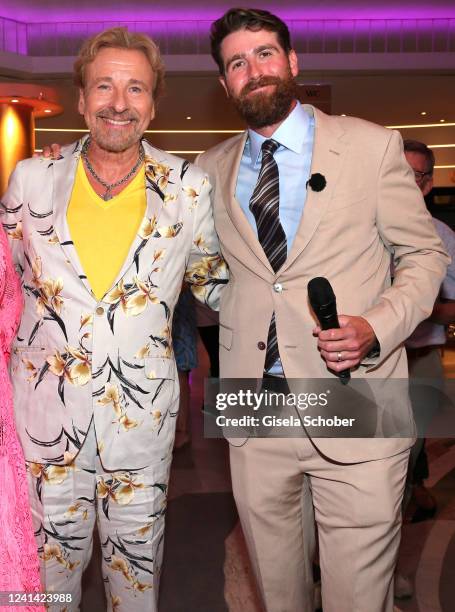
[230,437,409,612]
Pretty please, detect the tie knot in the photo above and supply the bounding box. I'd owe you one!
[261,139,279,157]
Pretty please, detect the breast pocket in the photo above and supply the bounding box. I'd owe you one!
[328,189,367,212]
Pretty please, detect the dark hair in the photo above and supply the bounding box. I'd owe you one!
[210,8,292,74]
[403,139,435,175]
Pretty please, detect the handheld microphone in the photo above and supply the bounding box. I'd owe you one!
[308,277,350,384]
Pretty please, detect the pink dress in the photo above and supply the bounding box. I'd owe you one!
[0,225,44,611]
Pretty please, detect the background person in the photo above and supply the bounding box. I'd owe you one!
[403,139,455,515]
[393,140,455,600]
[172,284,198,450]
[196,300,220,379]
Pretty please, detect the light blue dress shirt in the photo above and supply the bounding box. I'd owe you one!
[235,103,315,374]
[235,102,315,254]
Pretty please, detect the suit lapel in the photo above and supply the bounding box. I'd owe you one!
[281,105,347,273]
[52,138,94,297]
[216,133,274,275]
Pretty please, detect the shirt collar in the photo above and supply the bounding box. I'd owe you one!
[247,102,310,165]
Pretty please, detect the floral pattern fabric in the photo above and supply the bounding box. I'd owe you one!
[1,137,227,471]
[27,424,170,612]
[1,138,227,611]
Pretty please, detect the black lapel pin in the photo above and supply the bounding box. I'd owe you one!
[306,173,327,192]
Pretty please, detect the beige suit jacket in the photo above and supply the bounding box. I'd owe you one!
[2,138,227,469]
[197,105,449,462]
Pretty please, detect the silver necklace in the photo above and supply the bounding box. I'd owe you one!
[81,137,145,201]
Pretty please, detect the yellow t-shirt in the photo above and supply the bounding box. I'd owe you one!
[67,159,146,300]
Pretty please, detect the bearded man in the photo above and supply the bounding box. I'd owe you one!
[1,27,226,611]
[195,8,449,612]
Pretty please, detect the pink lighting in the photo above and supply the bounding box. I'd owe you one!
[1,3,455,24]
[1,3,455,57]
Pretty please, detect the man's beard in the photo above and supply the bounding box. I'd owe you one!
[230,73,300,129]
[90,108,143,153]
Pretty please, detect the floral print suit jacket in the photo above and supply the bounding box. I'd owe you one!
[1,138,227,469]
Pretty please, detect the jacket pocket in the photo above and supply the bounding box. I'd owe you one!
[143,356,175,380]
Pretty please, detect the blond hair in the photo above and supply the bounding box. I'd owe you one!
[74,27,165,102]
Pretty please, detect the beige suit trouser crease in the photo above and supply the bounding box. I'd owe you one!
[230,436,409,612]
[26,422,172,612]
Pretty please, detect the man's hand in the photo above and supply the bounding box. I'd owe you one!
[313,315,377,372]
[33,143,62,158]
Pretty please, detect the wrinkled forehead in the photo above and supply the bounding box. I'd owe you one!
[84,47,155,86]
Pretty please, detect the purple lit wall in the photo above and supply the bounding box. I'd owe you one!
[1,2,455,57]
[1,1,455,24]
[22,19,455,57]
[0,17,28,54]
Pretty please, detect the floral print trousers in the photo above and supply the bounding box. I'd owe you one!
[26,423,172,611]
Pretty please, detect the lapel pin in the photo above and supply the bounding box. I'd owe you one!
[306,173,327,192]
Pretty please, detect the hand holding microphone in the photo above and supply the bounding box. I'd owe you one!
[308,277,378,383]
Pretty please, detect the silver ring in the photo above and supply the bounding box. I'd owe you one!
[337,351,342,362]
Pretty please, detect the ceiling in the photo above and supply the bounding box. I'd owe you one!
[2,1,455,22]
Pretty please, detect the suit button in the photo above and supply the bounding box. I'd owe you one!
[273,283,283,293]
[257,341,266,350]
[96,306,104,316]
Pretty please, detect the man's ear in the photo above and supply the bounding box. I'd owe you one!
[288,49,299,77]
[78,88,85,115]
[219,75,230,98]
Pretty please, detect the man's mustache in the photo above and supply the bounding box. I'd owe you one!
[96,108,139,122]
[240,77,281,97]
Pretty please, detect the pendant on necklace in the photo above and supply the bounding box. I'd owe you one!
[102,190,113,201]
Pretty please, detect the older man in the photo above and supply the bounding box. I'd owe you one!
[393,142,455,600]
[403,140,455,509]
[1,27,226,611]
[195,8,449,612]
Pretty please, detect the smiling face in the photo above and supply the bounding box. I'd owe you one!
[78,46,155,153]
[219,28,299,130]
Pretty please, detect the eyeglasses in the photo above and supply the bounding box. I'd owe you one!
[413,169,432,181]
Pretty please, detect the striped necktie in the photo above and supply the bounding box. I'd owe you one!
[249,139,287,371]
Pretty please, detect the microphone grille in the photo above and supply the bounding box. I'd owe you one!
[308,277,335,308]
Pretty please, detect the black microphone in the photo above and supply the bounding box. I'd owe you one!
[308,276,350,384]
